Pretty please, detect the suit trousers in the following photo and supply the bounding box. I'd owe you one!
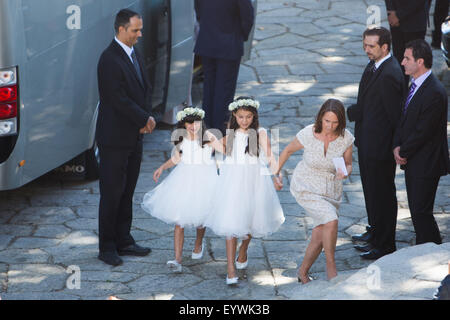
[201,56,241,134]
[432,0,450,45]
[98,141,143,252]
[358,154,398,250]
[405,172,442,245]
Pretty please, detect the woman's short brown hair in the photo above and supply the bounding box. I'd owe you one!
[314,98,346,136]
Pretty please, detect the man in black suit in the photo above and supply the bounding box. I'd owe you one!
[394,39,449,245]
[96,9,156,266]
[385,0,431,82]
[347,27,405,260]
[194,0,254,134]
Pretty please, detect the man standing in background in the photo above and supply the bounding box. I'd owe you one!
[385,0,431,82]
[194,0,254,134]
[431,0,450,49]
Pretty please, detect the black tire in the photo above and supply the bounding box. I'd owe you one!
[85,140,100,180]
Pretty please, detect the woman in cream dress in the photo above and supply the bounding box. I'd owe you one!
[275,99,354,283]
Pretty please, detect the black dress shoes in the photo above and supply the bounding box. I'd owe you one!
[117,244,151,256]
[360,248,395,260]
[351,226,373,242]
[354,243,374,252]
[98,251,123,266]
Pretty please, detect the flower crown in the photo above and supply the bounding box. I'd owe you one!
[228,98,260,112]
[176,107,205,122]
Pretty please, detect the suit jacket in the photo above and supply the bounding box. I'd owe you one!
[347,56,405,161]
[393,73,450,178]
[385,0,431,33]
[194,0,254,60]
[96,40,154,148]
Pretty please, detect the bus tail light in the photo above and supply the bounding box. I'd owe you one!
[0,86,17,102]
[0,102,17,119]
[0,67,18,136]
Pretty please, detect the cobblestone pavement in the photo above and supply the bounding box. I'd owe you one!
[0,0,448,300]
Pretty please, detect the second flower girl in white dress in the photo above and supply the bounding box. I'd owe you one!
[204,97,285,285]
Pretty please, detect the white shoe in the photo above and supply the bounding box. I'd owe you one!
[235,258,248,270]
[191,243,204,260]
[226,276,239,285]
[167,260,182,273]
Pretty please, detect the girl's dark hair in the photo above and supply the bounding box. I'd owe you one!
[314,99,346,136]
[173,115,209,152]
[226,96,260,157]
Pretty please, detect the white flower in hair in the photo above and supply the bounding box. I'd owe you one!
[176,111,186,122]
[228,98,260,112]
[176,107,205,122]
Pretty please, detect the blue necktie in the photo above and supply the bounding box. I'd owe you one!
[403,80,417,114]
[131,49,144,86]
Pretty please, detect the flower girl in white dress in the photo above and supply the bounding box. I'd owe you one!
[141,107,223,272]
[204,97,285,285]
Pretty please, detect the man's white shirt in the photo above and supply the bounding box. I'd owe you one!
[115,37,134,63]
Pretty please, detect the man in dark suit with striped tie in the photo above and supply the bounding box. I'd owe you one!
[394,39,449,245]
[347,27,405,260]
[194,0,254,134]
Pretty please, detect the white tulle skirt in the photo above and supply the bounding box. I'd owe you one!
[204,162,285,239]
[141,162,218,228]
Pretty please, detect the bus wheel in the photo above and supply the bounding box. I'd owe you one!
[85,141,100,180]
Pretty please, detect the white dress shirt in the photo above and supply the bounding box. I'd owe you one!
[115,37,134,63]
[374,53,392,69]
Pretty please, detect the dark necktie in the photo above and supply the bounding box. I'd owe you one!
[362,61,375,88]
[371,64,377,73]
[366,60,375,73]
[403,80,417,114]
[131,49,144,86]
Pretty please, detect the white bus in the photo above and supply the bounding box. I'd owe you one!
[0,0,256,191]
[0,0,196,190]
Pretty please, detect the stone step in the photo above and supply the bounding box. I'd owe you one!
[285,242,450,300]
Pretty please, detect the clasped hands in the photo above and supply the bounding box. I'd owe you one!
[140,117,156,134]
[393,146,407,165]
[273,172,283,191]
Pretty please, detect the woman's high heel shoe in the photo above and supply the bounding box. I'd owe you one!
[297,274,314,284]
